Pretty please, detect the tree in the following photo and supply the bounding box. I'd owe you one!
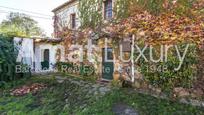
[0,12,44,37]
[0,35,17,84]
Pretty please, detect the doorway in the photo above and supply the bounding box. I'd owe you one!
[41,49,50,70]
[102,48,114,80]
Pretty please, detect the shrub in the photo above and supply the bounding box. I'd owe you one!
[0,35,17,82]
[0,35,31,88]
[136,42,198,90]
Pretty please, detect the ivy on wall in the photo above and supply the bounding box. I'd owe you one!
[115,0,196,18]
[136,42,198,90]
[58,0,204,92]
[78,0,198,28]
[79,0,103,29]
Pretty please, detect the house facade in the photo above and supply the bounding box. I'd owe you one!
[52,0,80,35]
[52,0,118,34]
[52,0,135,82]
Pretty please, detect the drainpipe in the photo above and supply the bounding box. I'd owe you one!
[33,39,35,72]
[131,35,135,83]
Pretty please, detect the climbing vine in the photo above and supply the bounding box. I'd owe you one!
[78,0,201,28]
[79,0,103,29]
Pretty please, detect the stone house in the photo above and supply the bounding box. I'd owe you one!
[52,0,135,82]
[50,0,204,103]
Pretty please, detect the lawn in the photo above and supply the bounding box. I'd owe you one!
[0,75,204,115]
[79,89,204,115]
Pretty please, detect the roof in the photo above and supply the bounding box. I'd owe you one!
[34,38,62,43]
[52,0,77,12]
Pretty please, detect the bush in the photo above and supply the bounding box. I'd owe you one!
[136,42,198,90]
[0,35,31,88]
[0,35,17,82]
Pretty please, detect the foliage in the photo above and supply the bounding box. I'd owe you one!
[58,0,204,40]
[136,42,198,90]
[111,80,121,87]
[10,83,46,96]
[109,9,203,90]
[0,35,31,88]
[77,89,204,115]
[58,0,204,91]
[61,0,203,60]
[104,8,202,90]
[115,0,197,17]
[115,0,164,19]
[0,75,98,114]
[63,0,204,41]
[78,0,103,29]
[0,77,29,90]
[77,0,201,28]
[0,77,60,114]
[0,12,44,37]
[0,35,17,82]
[1,75,204,114]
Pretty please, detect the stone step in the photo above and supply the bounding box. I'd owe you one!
[96,79,110,85]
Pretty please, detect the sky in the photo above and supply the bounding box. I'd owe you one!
[0,0,67,37]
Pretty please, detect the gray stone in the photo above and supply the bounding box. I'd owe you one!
[94,91,99,95]
[99,87,110,93]
[90,88,98,93]
[92,84,100,88]
[55,75,112,105]
[190,99,201,106]
[84,84,90,88]
[100,92,106,96]
[112,103,139,115]
[65,99,69,103]
[180,98,188,104]
[202,102,204,107]
[57,80,64,83]
[71,81,81,85]
[155,88,162,94]
[174,87,190,97]
[88,90,93,94]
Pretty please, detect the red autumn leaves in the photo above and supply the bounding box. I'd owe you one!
[10,83,47,96]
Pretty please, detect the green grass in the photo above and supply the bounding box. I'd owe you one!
[0,76,204,115]
[77,89,204,115]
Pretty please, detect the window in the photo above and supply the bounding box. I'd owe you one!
[70,13,76,29]
[104,0,113,20]
[103,48,113,62]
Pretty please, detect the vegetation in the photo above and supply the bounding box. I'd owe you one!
[0,12,44,38]
[136,42,198,90]
[57,0,204,93]
[78,0,203,28]
[0,75,203,115]
[51,0,204,98]
[0,35,17,86]
[0,12,41,88]
[0,35,31,88]
[79,89,204,115]
[78,0,103,29]
[115,0,196,17]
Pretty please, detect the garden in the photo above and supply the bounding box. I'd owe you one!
[0,74,204,115]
